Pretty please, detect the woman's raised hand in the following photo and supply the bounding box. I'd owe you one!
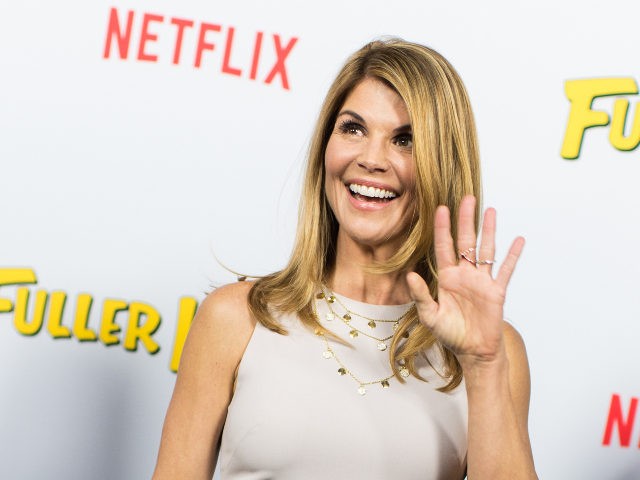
[406,195,524,367]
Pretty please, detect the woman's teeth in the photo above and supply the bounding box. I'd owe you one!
[349,183,397,199]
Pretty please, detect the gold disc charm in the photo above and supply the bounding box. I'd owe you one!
[322,350,333,359]
[368,320,376,329]
[338,367,347,375]
[343,313,351,321]
[399,366,410,378]
[316,292,325,299]
[325,312,335,321]
[327,295,336,303]
[381,380,390,388]
[377,342,387,351]
[349,330,358,338]
[357,386,366,395]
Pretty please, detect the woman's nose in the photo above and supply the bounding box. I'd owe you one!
[357,139,389,173]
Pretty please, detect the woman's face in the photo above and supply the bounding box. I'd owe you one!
[324,78,416,252]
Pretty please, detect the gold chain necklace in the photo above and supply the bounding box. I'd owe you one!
[313,296,410,395]
[317,287,414,351]
[324,298,395,351]
[317,288,414,328]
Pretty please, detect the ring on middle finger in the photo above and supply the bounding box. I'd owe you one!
[459,247,494,266]
[458,247,477,265]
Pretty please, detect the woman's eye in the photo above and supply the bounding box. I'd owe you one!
[394,133,413,148]
[338,120,364,136]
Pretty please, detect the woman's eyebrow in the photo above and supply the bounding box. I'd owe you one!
[393,124,412,133]
[336,110,365,123]
[337,110,411,133]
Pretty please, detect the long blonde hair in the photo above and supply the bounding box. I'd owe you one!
[248,38,481,391]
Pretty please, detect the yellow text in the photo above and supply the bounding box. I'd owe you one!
[561,77,640,159]
[0,268,197,372]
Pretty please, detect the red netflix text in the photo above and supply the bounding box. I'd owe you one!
[103,7,299,90]
[602,393,639,448]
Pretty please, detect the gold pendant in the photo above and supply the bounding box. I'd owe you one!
[349,330,358,338]
[368,320,376,329]
[381,380,390,388]
[357,385,366,395]
[377,342,387,351]
[343,313,351,321]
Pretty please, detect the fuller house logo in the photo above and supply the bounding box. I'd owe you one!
[102,7,299,90]
[0,268,197,373]
[561,78,640,159]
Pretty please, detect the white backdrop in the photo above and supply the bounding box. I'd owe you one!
[2,1,640,478]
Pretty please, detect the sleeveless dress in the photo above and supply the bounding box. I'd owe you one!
[219,292,468,480]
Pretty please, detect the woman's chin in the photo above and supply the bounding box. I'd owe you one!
[339,230,406,253]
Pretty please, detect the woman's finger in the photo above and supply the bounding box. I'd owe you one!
[456,195,478,270]
[433,205,457,270]
[495,236,525,288]
[477,207,496,275]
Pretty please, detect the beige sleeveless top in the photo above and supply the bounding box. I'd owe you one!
[219,292,468,480]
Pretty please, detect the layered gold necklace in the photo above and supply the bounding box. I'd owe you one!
[313,287,414,395]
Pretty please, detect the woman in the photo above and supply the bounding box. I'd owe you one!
[153,39,537,479]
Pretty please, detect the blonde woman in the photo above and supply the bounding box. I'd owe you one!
[153,39,537,480]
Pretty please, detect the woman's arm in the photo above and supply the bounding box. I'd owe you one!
[152,282,255,480]
[407,195,537,479]
[461,322,536,479]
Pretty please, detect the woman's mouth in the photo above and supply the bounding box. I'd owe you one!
[348,183,398,203]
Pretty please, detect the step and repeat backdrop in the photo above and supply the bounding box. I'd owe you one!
[1,1,639,478]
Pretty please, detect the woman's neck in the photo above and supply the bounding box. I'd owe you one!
[327,235,413,305]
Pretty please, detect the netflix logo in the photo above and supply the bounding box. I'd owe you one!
[602,393,640,448]
[102,7,299,90]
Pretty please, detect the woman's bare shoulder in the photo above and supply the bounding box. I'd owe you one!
[152,281,256,479]
[195,281,256,334]
[177,280,257,379]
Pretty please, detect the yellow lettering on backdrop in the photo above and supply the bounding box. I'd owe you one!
[561,78,638,159]
[13,288,48,336]
[73,294,97,341]
[47,291,72,338]
[170,297,198,372]
[0,267,204,369]
[124,301,161,354]
[610,99,640,151]
[0,268,38,312]
[99,299,128,346]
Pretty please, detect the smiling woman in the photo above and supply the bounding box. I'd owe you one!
[152,38,538,480]
[324,79,416,251]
